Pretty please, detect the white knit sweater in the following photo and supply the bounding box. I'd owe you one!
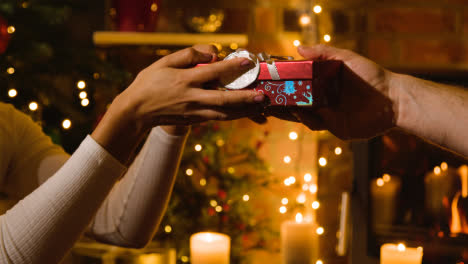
[0,102,188,263]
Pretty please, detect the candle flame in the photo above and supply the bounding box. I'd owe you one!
[295,213,303,223]
[397,243,406,252]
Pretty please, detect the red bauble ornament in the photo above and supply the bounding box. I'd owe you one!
[113,0,161,32]
[208,207,215,216]
[217,190,227,200]
[222,204,230,212]
[0,16,11,55]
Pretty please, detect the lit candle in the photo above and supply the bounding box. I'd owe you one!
[190,232,230,264]
[370,175,401,227]
[281,213,318,264]
[380,243,423,264]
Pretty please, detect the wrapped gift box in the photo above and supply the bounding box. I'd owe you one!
[243,60,342,107]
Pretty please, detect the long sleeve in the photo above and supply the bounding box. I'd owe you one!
[89,126,188,247]
[0,136,126,264]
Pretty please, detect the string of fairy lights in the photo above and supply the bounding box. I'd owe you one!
[293,2,331,48]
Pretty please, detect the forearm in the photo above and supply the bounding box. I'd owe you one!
[89,126,188,248]
[390,72,468,156]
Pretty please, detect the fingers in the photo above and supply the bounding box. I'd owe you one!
[298,44,350,61]
[291,110,327,131]
[189,89,266,107]
[192,44,218,62]
[158,47,214,69]
[186,57,252,85]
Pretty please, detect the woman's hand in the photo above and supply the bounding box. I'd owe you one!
[92,46,266,163]
[268,45,398,140]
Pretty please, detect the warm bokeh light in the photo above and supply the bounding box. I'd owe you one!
[29,102,38,111]
[281,198,289,205]
[195,144,203,151]
[299,14,311,26]
[62,119,72,130]
[304,173,312,182]
[296,193,306,204]
[302,183,309,191]
[313,5,322,14]
[79,91,87,99]
[8,89,17,98]
[164,225,172,233]
[186,169,193,176]
[312,201,320,209]
[7,67,15,75]
[289,131,298,140]
[180,256,189,263]
[230,43,238,50]
[227,167,235,174]
[383,174,391,182]
[335,147,342,155]
[316,260,323,264]
[199,178,207,186]
[293,40,301,47]
[309,184,318,194]
[81,98,89,107]
[7,26,15,34]
[295,213,303,223]
[243,194,250,201]
[318,157,327,167]
[283,155,292,164]
[324,34,331,42]
[216,139,225,147]
[434,166,441,175]
[215,206,222,212]
[150,3,158,12]
[77,80,86,89]
[279,206,287,214]
[210,200,218,207]
[441,162,448,171]
[376,178,385,187]
[316,227,324,235]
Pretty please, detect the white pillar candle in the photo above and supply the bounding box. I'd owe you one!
[281,213,318,264]
[190,232,230,264]
[381,243,423,264]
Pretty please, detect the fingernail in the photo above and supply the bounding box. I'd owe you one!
[240,59,252,67]
[202,53,213,60]
[254,94,265,103]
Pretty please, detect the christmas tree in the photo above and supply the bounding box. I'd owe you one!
[154,121,278,264]
[0,0,130,152]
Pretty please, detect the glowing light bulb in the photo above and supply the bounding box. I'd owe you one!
[324,34,331,42]
[200,178,207,186]
[215,205,222,212]
[283,156,292,164]
[7,67,15,74]
[434,166,441,175]
[79,91,87,99]
[293,40,301,47]
[335,147,342,155]
[295,213,303,223]
[299,14,311,26]
[313,5,322,14]
[243,194,250,201]
[376,178,384,187]
[289,131,298,140]
[297,193,306,204]
[302,183,309,191]
[150,3,158,12]
[316,227,324,235]
[29,102,38,111]
[289,176,296,184]
[8,89,17,98]
[186,169,193,176]
[216,139,225,147]
[164,225,172,233]
[181,256,189,263]
[312,201,320,209]
[281,198,289,205]
[62,119,72,129]
[316,260,323,264]
[279,206,287,214]
[195,144,202,151]
[210,200,218,207]
[81,98,89,107]
[309,184,318,194]
[7,26,15,34]
[77,80,86,89]
[318,157,327,167]
[304,173,312,182]
[227,167,235,174]
[230,43,239,50]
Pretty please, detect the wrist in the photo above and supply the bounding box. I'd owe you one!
[387,71,406,129]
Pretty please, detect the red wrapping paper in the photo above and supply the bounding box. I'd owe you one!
[247,60,342,107]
